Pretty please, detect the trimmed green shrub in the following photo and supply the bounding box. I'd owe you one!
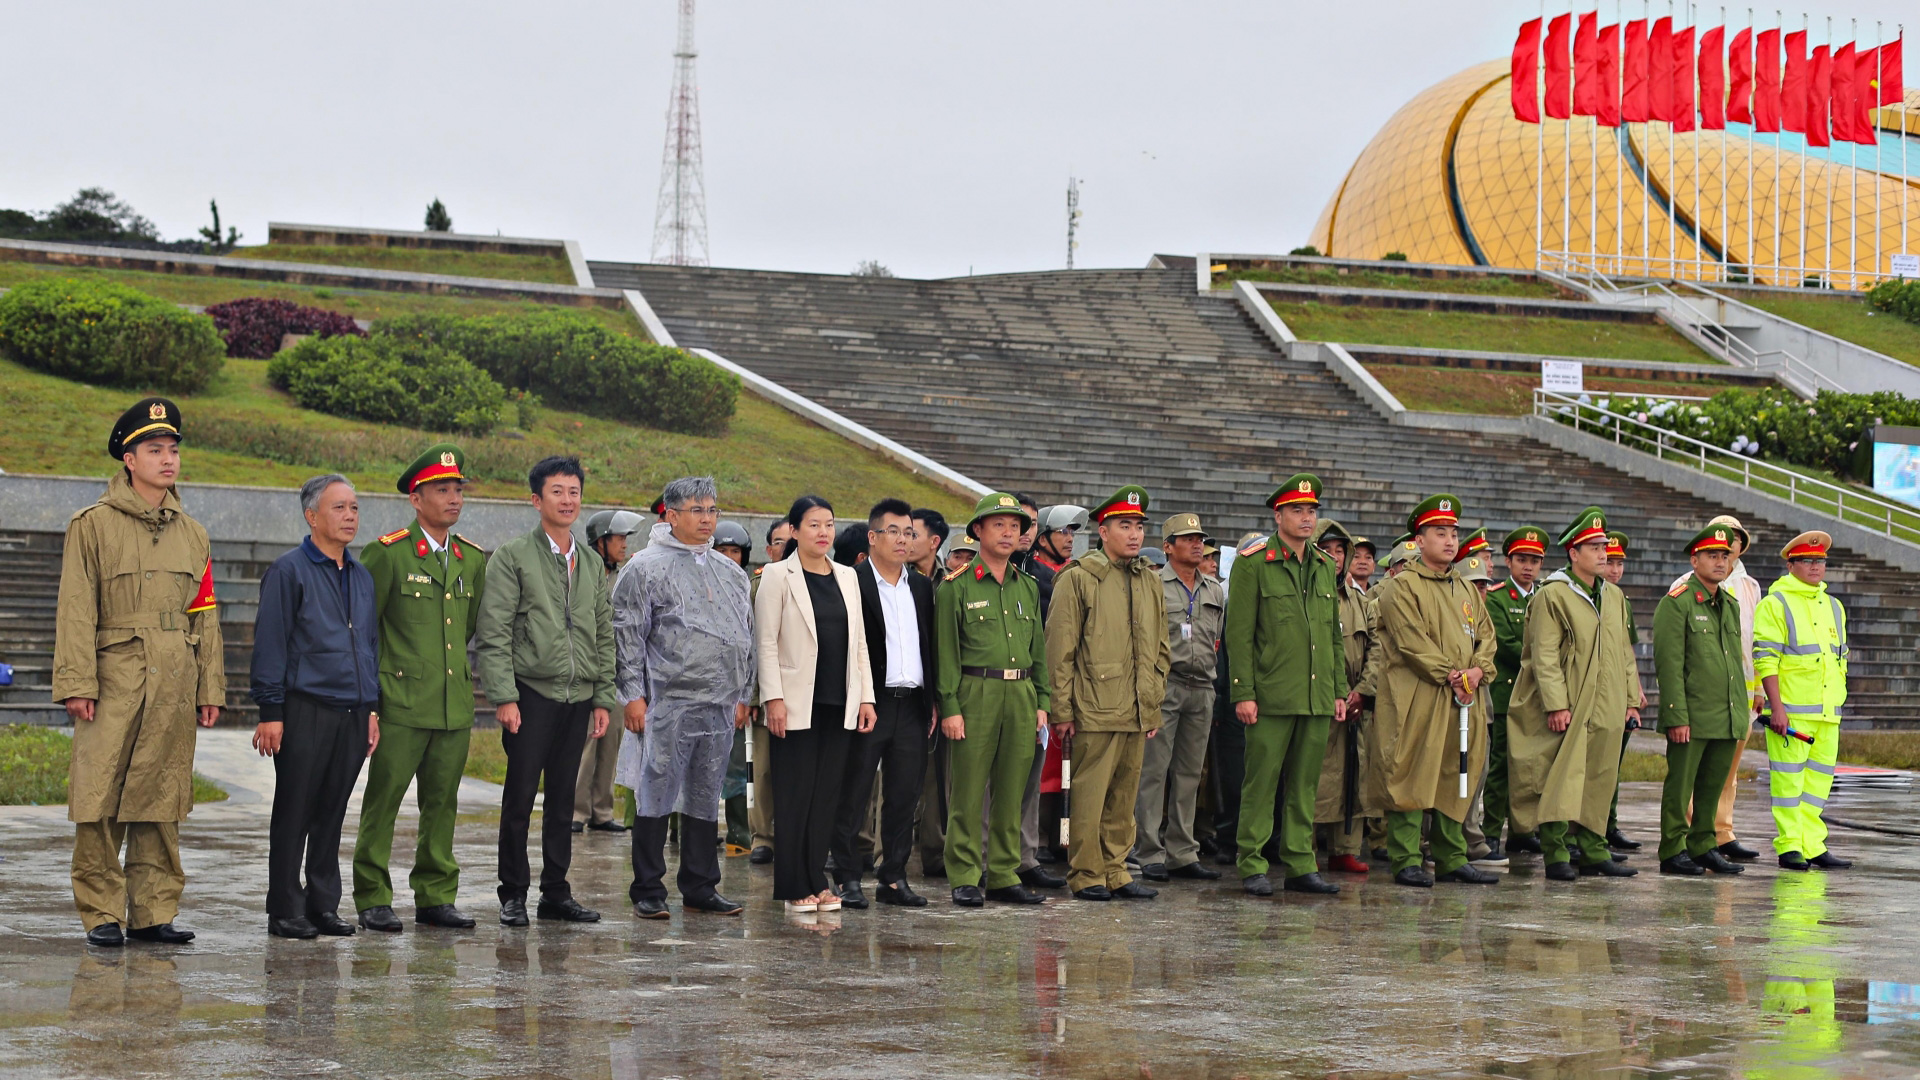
[0,278,224,393]
[377,309,737,435]
[268,335,506,435]
[1869,278,1920,325]
[1288,245,1321,256]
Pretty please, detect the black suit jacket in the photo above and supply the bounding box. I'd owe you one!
[856,560,936,710]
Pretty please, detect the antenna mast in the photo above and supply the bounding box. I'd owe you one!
[1065,176,1082,269]
[651,0,709,266]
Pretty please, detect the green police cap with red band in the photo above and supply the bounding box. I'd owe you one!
[1686,523,1737,555]
[1267,472,1322,509]
[1092,484,1150,523]
[1406,493,1462,534]
[1559,507,1609,549]
[1450,526,1488,564]
[1503,526,1548,557]
[397,442,467,494]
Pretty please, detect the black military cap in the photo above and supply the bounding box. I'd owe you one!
[107,397,182,460]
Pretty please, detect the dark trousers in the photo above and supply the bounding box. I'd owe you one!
[769,706,850,901]
[497,682,592,904]
[630,814,721,902]
[833,689,929,886]
[267,693,370,918]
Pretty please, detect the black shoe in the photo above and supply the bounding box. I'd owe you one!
[1778,851,1809,871]
[126,922,195,944]
[951,885,984,907]
[748,846,773,864]
[1696,850,1745,874]
[923,862,948,879]
[358,905,404,933]
[588,819,629,833]
[1284,872,1340,894]
[632,898,670,919]
[269,916,320,939]
[1544,861,1578,881]
[1112,881,1158,900]
[1472,842,1509,866]
[685,892,743,915]
[1580,859,1638,877]
[835,882,869,910]
[1242,874,1274,896]
[1606,828,1642,851]
[985,884,1047,904]
[1034,847,1060,864]
[1611,851,1629,862]
[1809,851,1852,870]
[1072,886,1113,901]
[1718,840,1760,861]
[875,881,927,907]
[1139,862,1169,882]
[1660,854,1706,875]
[86,923,124,948]
[1509,835,1544,854]
[1197,837,1219,858]
[417,904,477,929]
[309,912,356,937]
[537,897,601,922]
[1169,861,1222,880]
[499,899,530,927]
[1435,865,1500,884]
[1393,867,1434,888]
[569,821,585,834]
[1214,849,1238,866]
[1018,866,1067,890]
[1371,846,1392,861]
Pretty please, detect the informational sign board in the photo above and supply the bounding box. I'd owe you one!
[1872,425,1920,508]
[1891,254,1920,278]
[1541,359,1585,393]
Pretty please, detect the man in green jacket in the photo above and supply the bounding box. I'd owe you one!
[1047,485,1170,901]
[1225,473,1347,897]
[353,444,487,933]
[1653,523,1749,876]
[1482,525,1547,858]
[475,456,616,927]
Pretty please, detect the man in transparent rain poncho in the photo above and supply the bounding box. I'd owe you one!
[614,476,756,919]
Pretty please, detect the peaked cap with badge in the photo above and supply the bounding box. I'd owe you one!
[1092,484,1151,523]
[1604,530,1630,560]
[1558,506,1609,549]
[1781,530,1832,560]
[1406,493,1462,534]
[1267,472,1322,510]
[1162,511,1205,540]
[1502,525,1549,557]
[1685,523,1737,556]
[107,397,183,460]
[1451,526,1489,564]
[397,442,469,494]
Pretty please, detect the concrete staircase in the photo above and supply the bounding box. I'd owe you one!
[590,262,1920,726]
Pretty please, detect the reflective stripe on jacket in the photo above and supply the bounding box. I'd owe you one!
[1751,576,1847,722]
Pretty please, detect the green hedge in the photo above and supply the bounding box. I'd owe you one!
[376,309,737,435]
[1869,278,1920,324]
[0,278,224,393]
[1552,387,1913,479]
[268,336,507,436]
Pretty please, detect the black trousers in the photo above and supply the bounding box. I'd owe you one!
[832,689,929,886]
[1207,709,1286,862]
[268,693,370,918]
[769,706,850,901]
[630,814,721,902]
[497,682,592,903]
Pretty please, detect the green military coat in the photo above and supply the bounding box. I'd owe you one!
[1486,580,1531,715]
[934,560,1052,720]
[1368,560,1495,820]
[361,522,487,730]
[1225,536,1347,715]
[1653,573,1747,741]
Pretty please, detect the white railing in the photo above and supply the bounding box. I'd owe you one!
[1538,247,1887,293]
[1534,388,1920,546]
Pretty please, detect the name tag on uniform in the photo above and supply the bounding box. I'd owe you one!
[966,600,989,610]
[1694,614,1710,622]
[407,573,433,584]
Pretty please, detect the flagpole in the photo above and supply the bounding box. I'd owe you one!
[1904,26,1909,260]
[1849,18,1858,289]
[1593,2,1602,273]
[1799,13,1807,286]
[1875,21,1884,286]
[1669,0,1679,280]
[1618,0,1628,272]
[1722,5,1731,282]
[1566,2,1575,273]
[1775,10,1785,284]
[1538,0,1546,273]
[1644,0,1653,277]
[1826,15,1835,289]
[1746,7,1755,280]
[1694,1,1705,281]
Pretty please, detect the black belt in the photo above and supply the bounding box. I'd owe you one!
[961,666,1030,681]
[878,686,922,699]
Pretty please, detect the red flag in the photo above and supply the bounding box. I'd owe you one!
[1831,43,1859,143]
[1755,28,1783,131]
[1574,12,1600,115]
[1727,28,1753,125]
[1699,26,1727,129]
[1650,17,1675,121]
[1856,46,1884,140]
[1623,19,1651,121]
[1876,36,1904,106]
[1671,25,1697,132]
[1544,14,1572,119]
[1513,17,1543,122]
[1807,44,1831,147]
[1597,23,1622,126]
[1782,31,1809,133]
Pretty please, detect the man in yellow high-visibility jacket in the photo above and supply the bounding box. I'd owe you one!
[1751,530,1851,871]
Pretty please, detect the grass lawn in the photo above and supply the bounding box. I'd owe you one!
[1371,365,1752,415]
[1266,301,1717,365]
[1,356,972,518]
[465,728,509,785]
[0,725,226,805]
[0,259,639,337]
[1735,292,1920,367]
[226,244,577,285]
[1226,267,1564,298]
[1837,731,1920,769]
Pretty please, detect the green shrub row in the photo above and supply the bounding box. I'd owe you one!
[1550,386,1910,480]
[1869,278,1920,324]
[0,279,224,393]
[268,336,506,436]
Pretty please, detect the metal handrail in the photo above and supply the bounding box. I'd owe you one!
[1534,387,1920,546]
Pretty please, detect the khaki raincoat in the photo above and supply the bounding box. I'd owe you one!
[1366,559,1495,821]
[1047,550,1169,733]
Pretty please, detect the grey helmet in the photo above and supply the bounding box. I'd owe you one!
[586,509,646,544]
[712,520,752,551]
[1037,504,1089,536]
[1140,547,1168,568]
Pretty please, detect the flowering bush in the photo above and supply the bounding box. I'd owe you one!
[205,297,365,359]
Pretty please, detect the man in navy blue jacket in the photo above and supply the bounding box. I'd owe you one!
[251,474,381,940]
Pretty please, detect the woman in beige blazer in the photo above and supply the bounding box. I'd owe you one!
[755,495,876,912]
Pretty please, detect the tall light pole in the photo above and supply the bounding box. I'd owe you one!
[652,0,709,266]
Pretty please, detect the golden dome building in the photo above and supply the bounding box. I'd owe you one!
[1310,59,1920,289]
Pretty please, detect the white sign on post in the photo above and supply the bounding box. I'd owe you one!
[1891,254,1920,278]
[1541,359,1585,393]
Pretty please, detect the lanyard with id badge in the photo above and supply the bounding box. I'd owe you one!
[1174,576,1200,642]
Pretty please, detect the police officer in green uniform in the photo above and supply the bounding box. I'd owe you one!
[1226,473,1347,897]
[935,493,1052,907]
[1653,524,1749,876]
[1483,525,1548,857]
[352,444,488,932]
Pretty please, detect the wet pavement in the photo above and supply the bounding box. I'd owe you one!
[1,731,1918,1079]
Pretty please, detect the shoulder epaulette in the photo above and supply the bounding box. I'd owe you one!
[1239,537,1268,557]
[945,565,969,582]
[1666,581,1690,598]
[754,565,765,577]
[378,528,411,546]
[454,533,485,552]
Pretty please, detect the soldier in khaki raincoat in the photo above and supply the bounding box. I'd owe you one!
[1310,518,1376,876]
[53,399,225,947]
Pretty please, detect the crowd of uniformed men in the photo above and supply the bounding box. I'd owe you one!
[55,396,1857,945]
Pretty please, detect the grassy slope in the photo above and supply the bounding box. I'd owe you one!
[226,244,577,285]
[1267,301,1716,365]
[1369,365,1752,416]
[1,356,971,517]
[1737,292,1920,367]
[1225,267,1563,298]
[0,259,639,336]
[0,725,225,805]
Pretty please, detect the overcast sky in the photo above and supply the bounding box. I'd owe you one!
[7,2,1913,279]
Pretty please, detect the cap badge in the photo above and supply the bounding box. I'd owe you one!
[1713,529,1725,542]
[1595,516,1605,528]
[1126,492,1140,506]
[148,403,167,420]
[440,451,457,467]
[1298,480,1312,493]
[1438,499,1451,511]
[998,496,1015,508]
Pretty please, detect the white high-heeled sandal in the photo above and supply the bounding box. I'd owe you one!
[784,898,818,914]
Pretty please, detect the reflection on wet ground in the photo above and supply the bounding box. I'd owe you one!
[2,741,1918,1078]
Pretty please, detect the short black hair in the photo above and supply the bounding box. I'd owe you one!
[529,456,585,495]
[868,497,913,530]
[765,519,787,545]
[1010,492,1039,512]
[834,523,869,566]
[910,508,949,544]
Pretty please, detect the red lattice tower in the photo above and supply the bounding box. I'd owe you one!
[651,0,709,266]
